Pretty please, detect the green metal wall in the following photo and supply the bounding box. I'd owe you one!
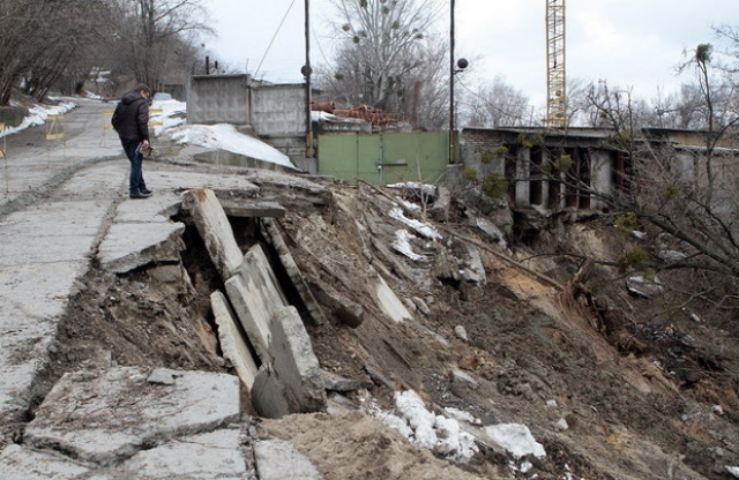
[317,131,449,185]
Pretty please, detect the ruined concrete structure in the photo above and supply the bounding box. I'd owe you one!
[460,126,729,212]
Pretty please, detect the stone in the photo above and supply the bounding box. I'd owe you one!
[254,439,324,480]
[412,296,431,315]
[321,370,373,393]
[454,325,469,342]
[252,364,290,419]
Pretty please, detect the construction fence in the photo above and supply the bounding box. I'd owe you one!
[316,131,450,186]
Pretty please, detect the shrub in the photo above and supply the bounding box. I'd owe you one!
[462,167,478,181]
[481,172,508,199]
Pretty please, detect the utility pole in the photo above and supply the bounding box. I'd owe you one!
[304,0,313,157]
[449,0,456,163]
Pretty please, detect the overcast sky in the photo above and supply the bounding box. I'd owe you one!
[204,0,739,109]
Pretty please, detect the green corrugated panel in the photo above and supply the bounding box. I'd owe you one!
[317,131,450,185]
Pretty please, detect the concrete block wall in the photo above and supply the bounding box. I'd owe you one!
[187,74,251,125]
[253,84,307,137]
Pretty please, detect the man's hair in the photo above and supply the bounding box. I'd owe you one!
[133,83,151,94]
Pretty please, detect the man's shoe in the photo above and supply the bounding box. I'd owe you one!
[140,187,153,195]
[129,189,151,199]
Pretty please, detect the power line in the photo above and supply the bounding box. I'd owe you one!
[254,0,297,80]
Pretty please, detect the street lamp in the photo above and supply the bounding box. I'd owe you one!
[449,0,468,164]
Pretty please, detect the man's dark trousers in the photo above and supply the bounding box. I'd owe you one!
[121,138,146,194]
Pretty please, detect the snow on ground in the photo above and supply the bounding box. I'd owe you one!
[377,389,479,463]
[392,230,426,261]
[3,94,294,169]
[389,207,442,240]
[484,423,546,459]
[0,100,76,138]
[375,389,548,466]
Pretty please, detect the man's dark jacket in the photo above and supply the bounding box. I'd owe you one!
[111,91,149,142]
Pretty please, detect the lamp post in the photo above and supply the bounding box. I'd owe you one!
[449,0,456,164]
[449,0,467,164]
[303,0,313,158]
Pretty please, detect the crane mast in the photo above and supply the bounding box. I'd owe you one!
[545,0,566,128]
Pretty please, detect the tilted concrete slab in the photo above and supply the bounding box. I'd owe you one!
[224,243,287,362]
[145,170,260,196]
[262,218,327,325]
[254,439,324,480]
[97,222,185,273]
[182,188,243,280]
[0,443,90,479]
[23,367,240,467]
[375,275,413,323]
[211,290,259,390]
[222,200,286,218]
[268,306,326,414]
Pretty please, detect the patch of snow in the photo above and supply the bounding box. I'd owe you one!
[389,207,441,240]
[484,423,546,459]
[392,230,426,261]
[151,98,186,135]
[0,101,76,138]
[444,407,481,425]
[165,123,293,168]
[632,230,646,240]
[383,390,479,463]
[726,466,739,478]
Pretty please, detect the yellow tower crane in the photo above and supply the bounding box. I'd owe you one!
[545,0,566,128]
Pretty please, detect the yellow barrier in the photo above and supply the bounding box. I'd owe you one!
[0,122,5,158]
[46,114,65,140]
[104,109,163,129]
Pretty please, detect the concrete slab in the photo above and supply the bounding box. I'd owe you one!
[97,222,185,273]
[211,290,259,390]
[254,439,323,480]
[114,191,182,224]
[182,188,243,280]
[0,443,90,479]
[224,244,287,362]
[269,306,326,414]
[24,367,241,467]
[145,170,260,195]
[119,428,246,479]
[0,201,110,266]
[222,200,286,218]
[375,276,412,323]
[262,218,326,325]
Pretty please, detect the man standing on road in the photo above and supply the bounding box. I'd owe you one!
[111,84,152,199]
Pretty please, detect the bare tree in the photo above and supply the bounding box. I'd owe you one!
[106,0,213,90]
[320,0,446,126]
[536,44,739,325]
[462,75,532,128]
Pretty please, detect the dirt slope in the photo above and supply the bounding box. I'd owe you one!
[45,159,739,479]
